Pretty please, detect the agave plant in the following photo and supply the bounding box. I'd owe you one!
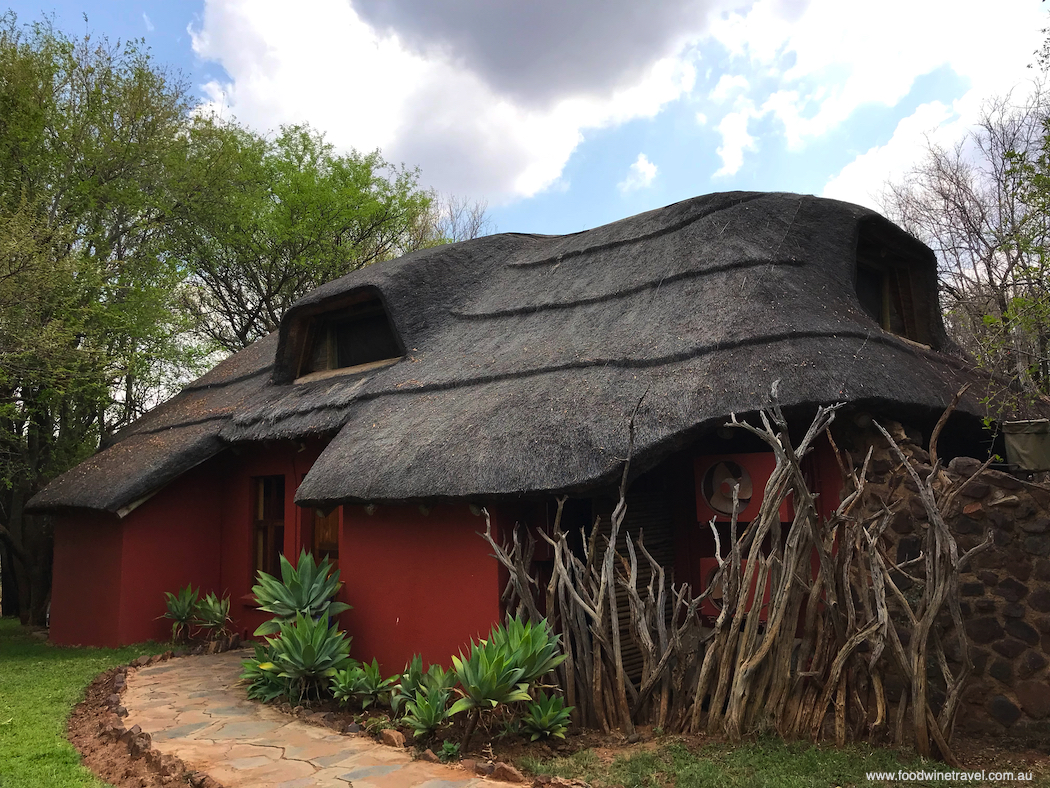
[240,644,291,703]
[331,664,367,706]
[449,636,531,751]
[194,592,231,640]
[266,612,353,700]
[402,686,451,738]
[487,617,566,686]
[521,690,574,740]
[331,659,396,709]
[252,549,351,636]
[162,585,199,644]
[392,656,456,716]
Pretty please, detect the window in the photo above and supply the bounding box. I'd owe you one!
[253,476,285,578]
[854,225,935,347]
[297,297,402,381]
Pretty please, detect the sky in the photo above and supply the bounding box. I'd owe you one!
[6,0,1048,235]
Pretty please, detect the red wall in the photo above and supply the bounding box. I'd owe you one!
[50,511,124,647]
[116,462,224,644]
[340,502,502,674]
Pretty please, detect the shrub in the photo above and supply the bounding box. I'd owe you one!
[162,585,199,644]
[266,612,353,701]
[252,549,351,636]
[331,659,396,709]
[391,655,455,716]
[331,664,366,706]
[521,690,573,740]
[449,634,531,750]
[487,617,566,686]
[402,686,450,738]
[240,644,291,703]
[194,592,231,640]
[439,740,460,763]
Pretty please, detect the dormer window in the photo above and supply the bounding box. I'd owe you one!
[295,295,402,382]
[854,220,938,348]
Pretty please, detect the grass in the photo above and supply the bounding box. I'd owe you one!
[519,737,1050,788]
[0,617,163,788]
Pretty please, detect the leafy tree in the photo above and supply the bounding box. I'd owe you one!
[0,13,206,622]
[0,12,494,622]
[168,122,439,351]
[881,86,1050,408]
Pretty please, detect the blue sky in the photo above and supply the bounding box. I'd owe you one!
[6,1,1047,235]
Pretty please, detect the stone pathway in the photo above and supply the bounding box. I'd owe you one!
[123,651,492,788]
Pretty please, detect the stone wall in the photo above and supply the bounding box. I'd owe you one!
[834,416,1050,744]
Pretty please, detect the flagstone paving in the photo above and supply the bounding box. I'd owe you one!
[123,651,492,788]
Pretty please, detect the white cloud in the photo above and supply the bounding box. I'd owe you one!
[619,153,658,193]
[713,105,757,177]
[695,111,707,126]
[822,101,956,210]
[710,73,749,103]
[704,0,1046,181]
[190,0,709,202]
[142,12,154,32]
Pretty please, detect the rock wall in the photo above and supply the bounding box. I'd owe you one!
[834,416,1050,744]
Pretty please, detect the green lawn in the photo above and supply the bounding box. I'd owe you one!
[0,618,162,788]
[520,737,1050,788]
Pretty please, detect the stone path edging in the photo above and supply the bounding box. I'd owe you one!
[123,650,495,788]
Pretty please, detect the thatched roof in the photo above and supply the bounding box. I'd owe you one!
[29,192,1005,514]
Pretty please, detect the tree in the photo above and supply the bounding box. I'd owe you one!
[168,122,441,352]
[0,12,495,622]
[880,86,1050,406]
[0,13,206,622]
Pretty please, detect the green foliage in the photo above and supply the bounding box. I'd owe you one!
[330,659,396,710]
[448,617,566,750]
[448,638,531,719]
[402,686,451,738]
[166,121,437,351]
[438,740,460,763]
[0,11,213,623]
[391,655,455,716]
[486,617,566,686]
[265,612,353,701]
[521,691,573,741]
[331,664,365,706]
[357,659,398,709]
[252,549,351,636]
[193,592,231,640]
[240,644,291,703]
[162,585,199,644]
[0,618,162,787]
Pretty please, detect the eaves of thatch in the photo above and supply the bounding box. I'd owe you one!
[27,192,1011,515]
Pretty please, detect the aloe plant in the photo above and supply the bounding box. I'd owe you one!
[486,617,566,685]
[521,690,574,740]
[194,592,231,639]
[449,635,531,751]
[391,656,455,716]
[252,549,351,636]
[162,585,199,644]
[265,612,353,700]
[240,644,291,703]
[331,659,397,709]
[402,685,451,738]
